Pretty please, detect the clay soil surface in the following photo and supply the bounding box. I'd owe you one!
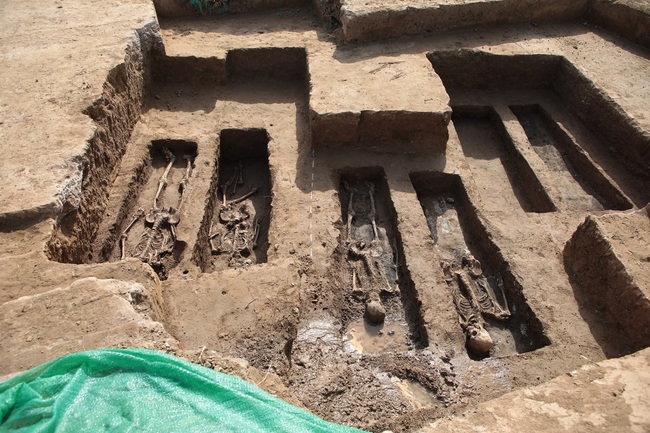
[1,0,649,432]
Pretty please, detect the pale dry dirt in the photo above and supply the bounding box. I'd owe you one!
[0,0,649,432]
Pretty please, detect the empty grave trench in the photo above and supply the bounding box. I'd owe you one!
[94,140,197,278]
[511,104,632,211]
[337,168,427,353]
[410,171,550,359]
[429,50,648,209]
[195,128,272,272]
[451,106,556,214]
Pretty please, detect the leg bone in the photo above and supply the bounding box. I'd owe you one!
[366,182,379,241]
[346,184,355,242]
[120,208,145,260]
[154,148,176,209]
[177,155,193,211]
[253,217,261,249]
[229,187,258,205]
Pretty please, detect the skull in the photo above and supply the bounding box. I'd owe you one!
[466,322,493,354]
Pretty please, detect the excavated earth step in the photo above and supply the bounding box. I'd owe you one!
[418,346,650,433]
[338,0,650,46]
[0,276,178,375]
[339,0,588,43]
[564,206,650,354]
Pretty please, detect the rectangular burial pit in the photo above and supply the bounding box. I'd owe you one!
[95,139,197,279]
[195,129,272,272]
[410,171,550,359]
[511,104,632,211]
[337,168,427,354]
[428,50,648,208]
[452,106,556,213]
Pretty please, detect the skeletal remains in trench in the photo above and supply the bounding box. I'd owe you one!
[442,255,511,355]
[208,161,262,268]
[120,148,193,268]
[343,180,399,325]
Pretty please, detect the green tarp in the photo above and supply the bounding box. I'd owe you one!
[0,348,366,433]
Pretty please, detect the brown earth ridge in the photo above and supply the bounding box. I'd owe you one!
[0,0,649,431]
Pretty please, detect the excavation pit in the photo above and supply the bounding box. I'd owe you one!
[451,106,556,214]
[410,171,550,359]
[429,50,650,208]
[93,139,197,279]
[196,128,272,272]
[511,104,632,211]
[12,6,650,433]
[337,168,427,351]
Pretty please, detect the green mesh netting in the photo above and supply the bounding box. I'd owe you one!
[188,0,229,15]
[0,348,366,433]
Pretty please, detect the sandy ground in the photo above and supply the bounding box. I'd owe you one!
[0,0,649,432]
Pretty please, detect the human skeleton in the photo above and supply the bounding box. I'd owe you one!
[442,255,510,354]
[343,180,399,323]
[120,148,192,268]
[208,161,261,268]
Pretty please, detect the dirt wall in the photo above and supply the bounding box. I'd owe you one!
[47,30,156,263]
[564,213,650,354]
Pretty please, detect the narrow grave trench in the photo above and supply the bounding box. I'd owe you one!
[337,168,426,353]
[533,102,650,208]
[410,171,550,359]
[553,59,650,185]
[430,50,647,213]
[451,106,556,214]
[195,128,272,272]
[93,140,197,279]
[511,105,624,212]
